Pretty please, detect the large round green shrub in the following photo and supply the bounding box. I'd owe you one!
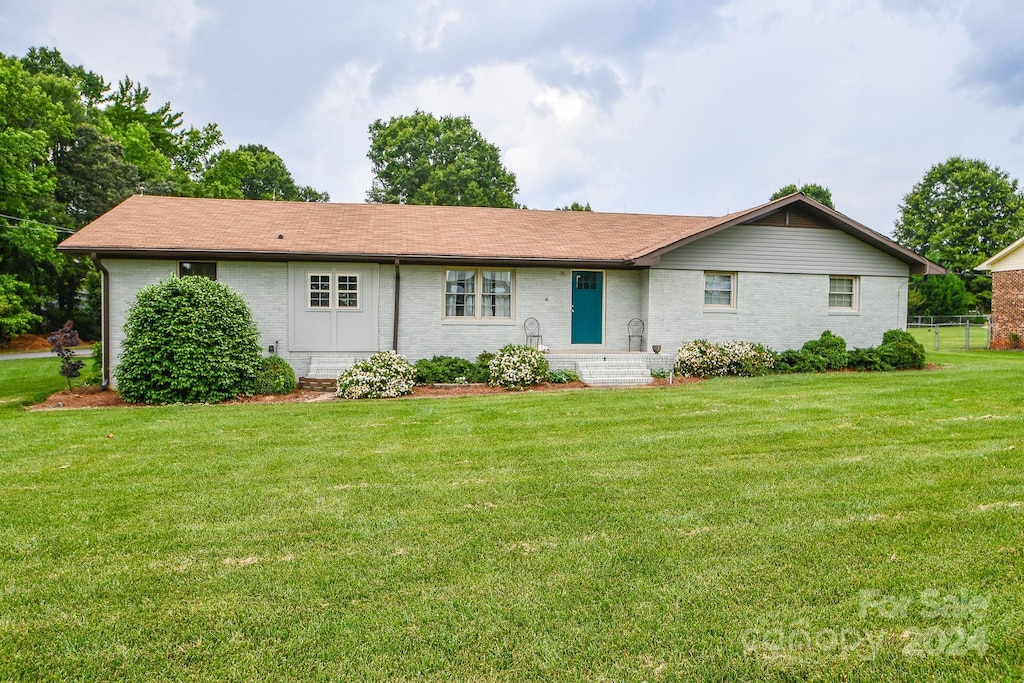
[115,277,262,404]
[255,356,297,395]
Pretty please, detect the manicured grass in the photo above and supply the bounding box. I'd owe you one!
[1,351,1023,680]
[909,324,991,351]
[0,357,66,407]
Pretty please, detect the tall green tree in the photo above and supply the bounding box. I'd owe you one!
[366,110,519,207]
[894,157,1024,309]
[0,55,70,341]
[103,77,183,160]
[908,273,969,317]
[199,144,328,202]
[20,46,108,107]
[556,202,592,211]
[771,183,834,209]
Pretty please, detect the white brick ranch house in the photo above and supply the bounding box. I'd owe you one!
[59,193,943,387]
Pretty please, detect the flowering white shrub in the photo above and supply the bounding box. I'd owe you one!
[488,344,550,390]
[337,351,415,399]
[675,339,775,378]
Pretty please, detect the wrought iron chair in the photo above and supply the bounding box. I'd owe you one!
[525,317,542,348]
[628,318,645,351]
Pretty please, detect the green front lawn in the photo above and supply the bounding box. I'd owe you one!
[1,351,1023,681]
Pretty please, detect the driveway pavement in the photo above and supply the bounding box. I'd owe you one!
[0,349,89,361]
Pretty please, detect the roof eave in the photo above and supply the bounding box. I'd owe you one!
[61,246,634,269]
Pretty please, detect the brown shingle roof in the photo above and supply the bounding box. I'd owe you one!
[58,195,722,263]
[58,193,943,273]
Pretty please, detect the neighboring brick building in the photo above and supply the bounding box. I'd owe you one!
[979,236,1024,349]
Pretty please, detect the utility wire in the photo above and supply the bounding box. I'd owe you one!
[0,213,77,234]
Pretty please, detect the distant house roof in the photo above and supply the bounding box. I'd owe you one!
[58,193,943,274]
[976,233,1024,271]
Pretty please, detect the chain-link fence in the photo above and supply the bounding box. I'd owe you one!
[908,316,991,350]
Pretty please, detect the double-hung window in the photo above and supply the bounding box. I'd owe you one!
[444,268,513,319]
[828,276,858,311]
[704,272,736,308]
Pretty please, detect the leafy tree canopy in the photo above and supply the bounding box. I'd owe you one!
[367,110,519,208]
[894,156,1024,277]
[771,183,835,209]
[20,46,108,107]
[199,144,329,202]
[556,202,592,211]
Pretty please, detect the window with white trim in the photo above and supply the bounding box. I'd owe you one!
[829,276,858,311]
[444,268,513,319]
[308,274,331,308]
[308,272,360,309]
[337,274,359,308]
[704,272,736,308]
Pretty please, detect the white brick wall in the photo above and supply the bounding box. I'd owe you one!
[219,261,288,357]
[646,269,908,350]
[389,265,642,360]
[103,258,911,383]
[105,259,177,383]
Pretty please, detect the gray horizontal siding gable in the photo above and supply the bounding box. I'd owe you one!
[655,224,909,276]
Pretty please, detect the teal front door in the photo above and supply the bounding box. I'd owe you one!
[571,271,603,344]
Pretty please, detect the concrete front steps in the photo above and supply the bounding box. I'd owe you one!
[573,356,653,387]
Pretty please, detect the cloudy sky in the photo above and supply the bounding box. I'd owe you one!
[2,0,1022,234]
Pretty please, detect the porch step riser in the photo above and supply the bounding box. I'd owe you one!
[584,379,654,387]
[577,368,652,379]
[299,378,338,392]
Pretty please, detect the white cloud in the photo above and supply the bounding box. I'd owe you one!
[26,0,210,90]
[401,1,463,52]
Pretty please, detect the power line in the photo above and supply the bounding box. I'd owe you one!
[0,213,76,234]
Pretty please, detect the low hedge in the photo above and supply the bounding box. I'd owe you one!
[414,354,490,384]
[677,329,926,378]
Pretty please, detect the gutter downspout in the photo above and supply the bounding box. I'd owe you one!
[392,258,400,352]
[90,253,111,391]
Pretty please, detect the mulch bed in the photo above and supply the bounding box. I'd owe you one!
[3,334,54,352]
[2,334,95,353]
[31,377,702,410]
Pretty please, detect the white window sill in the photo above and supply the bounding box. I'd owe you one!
[306,307,363,312]
[441,318,516,326]
[703,307,738,314]
[828,310,860,316]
